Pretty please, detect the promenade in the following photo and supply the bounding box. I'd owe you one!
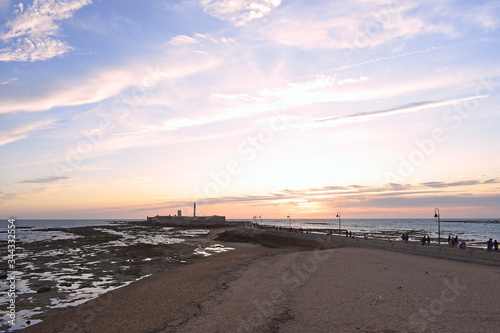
[245,226,500,266]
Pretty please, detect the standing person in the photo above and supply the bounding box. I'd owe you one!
[494,239,499,251]
[421,235,426,246]
[426,235,430,246]
[487,238,493,252]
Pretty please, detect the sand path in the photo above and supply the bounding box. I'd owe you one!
[175,247,500,333]
[23,239,500,333]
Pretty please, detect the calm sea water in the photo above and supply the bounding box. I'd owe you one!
[0,219,138,242]
[2,218,499,245]
[236,218,500,247]
[1,219,129,229]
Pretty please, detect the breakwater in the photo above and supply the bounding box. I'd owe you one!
[242,227,500,266]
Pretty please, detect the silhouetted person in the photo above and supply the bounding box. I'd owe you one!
[487,238,493,252]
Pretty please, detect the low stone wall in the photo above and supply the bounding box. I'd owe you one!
[246,228,500,266]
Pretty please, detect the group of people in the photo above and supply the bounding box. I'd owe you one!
[447,235,468,249]
[345,230,358,238]
[401,233,410,243]
[420,235,431,246]
[448,235,460,246]
[486,238,499,252]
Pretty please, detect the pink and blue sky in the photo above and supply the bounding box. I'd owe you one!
[1,0,499,219]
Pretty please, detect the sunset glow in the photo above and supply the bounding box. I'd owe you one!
[1,0,499,219]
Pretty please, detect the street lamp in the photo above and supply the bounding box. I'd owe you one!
[287,214,291,227]
[336,212,341,236]
[434,208,441,244]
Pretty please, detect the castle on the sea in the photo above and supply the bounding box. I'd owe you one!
[147,202,226,225]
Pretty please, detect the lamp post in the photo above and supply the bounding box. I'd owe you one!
[287,214,291,228]
[434,208,441,244]
[336,212,341,236]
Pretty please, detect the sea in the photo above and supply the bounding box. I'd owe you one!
[237,218,500,247]
[1,218,499,244]
[0,218,499,331]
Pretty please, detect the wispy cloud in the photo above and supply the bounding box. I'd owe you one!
[350,193,500,209]
[134,177,500,213]
[196,177,500,208]
[421,179,499,188]
[256,1,498,51]
[0,0,92,62]
[301,95,488,130]
[0,56,217,114]
[19,176,76,183]
[201,0,281,26]
[0,77,17,85]
[148,74,367,131]
[0,119,54,146]
[169,35,200,46]
[183,178,500,208]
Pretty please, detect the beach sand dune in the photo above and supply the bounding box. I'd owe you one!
[24,234,500,333]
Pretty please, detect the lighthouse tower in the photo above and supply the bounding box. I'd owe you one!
[193,202,196,218]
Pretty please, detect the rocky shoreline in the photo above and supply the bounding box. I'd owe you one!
[0,222,236,331]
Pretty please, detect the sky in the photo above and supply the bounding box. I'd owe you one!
[0,0,500,219]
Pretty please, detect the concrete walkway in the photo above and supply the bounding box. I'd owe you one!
[246,228,500,266]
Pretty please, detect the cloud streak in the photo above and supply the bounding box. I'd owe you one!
[19,176,76,183]
[0,119,54,146]
[303,95,488,129]
[0,56,217,114]
[135,177,500,213]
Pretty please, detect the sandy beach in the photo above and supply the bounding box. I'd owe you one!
[23,228,500,333]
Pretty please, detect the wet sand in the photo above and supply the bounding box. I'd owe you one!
[23,228,500,333]
[0,223,237,331]
[22,238,276,333]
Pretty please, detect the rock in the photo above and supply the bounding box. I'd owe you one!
[37,287,51,293]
